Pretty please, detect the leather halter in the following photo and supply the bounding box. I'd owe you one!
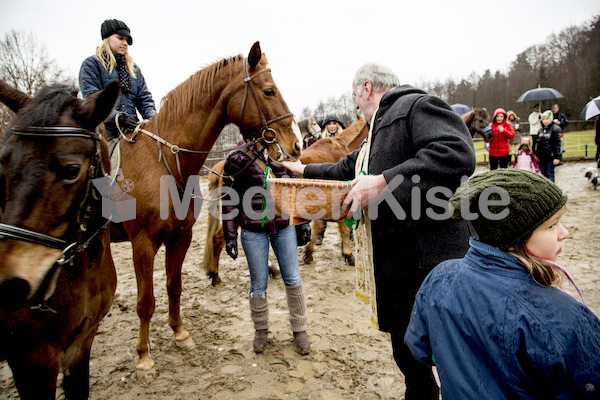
[0,126,108,265]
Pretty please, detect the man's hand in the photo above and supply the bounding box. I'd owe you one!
[342,174,388,217]
[226,239,238,260]
[275,159,306,177]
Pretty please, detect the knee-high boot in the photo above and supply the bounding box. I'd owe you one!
[249,295,269,353]
[285,284,310,354]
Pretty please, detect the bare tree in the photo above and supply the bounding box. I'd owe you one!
[0,29,75,130]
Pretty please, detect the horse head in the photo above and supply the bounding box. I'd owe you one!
[0,80,118,307]
[466,108,491,137]
[227,41,302,161]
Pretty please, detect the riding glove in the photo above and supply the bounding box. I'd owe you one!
[226,238,238,260]
[296,223,311,246]
[117,112,139,132]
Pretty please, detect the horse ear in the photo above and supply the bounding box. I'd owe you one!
[0,80,32,113]
[247,41,262,69]
[74,80,120,130]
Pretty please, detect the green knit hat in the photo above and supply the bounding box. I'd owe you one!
[449,169,567,250]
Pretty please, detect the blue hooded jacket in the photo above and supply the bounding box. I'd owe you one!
[79,55,156,136]
[405,238,600,399]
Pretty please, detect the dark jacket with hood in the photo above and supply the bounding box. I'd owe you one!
[536,123,562,161]
[304,85,476,332]
[222,149,297,240]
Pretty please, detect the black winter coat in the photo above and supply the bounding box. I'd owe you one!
[304,85,476,333]
[535,124,562,161]
[222,150,297,240]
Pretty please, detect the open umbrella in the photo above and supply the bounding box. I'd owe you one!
[580,95,600,120]
[451,103,471,115]
[516,87,564,103]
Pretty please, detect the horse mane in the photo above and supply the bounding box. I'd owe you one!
[461,110,474,127]
[158,54,262,129]
[333,115,366,149]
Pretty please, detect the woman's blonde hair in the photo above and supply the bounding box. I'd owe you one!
[94,38,136,78]
[321,122,343,137]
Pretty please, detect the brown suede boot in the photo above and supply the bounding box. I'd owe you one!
[285,284,310,355]
[249,295,269,353]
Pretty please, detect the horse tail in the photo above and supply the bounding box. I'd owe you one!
[201,161,225,277]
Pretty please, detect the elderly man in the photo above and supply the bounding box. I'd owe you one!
[280,64,476,399]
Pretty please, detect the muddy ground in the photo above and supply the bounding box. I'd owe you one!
[1,160,599,399]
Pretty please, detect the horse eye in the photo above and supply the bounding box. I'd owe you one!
[263,89,276,97]
[58,165,82,183]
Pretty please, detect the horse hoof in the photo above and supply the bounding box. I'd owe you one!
[303,252,313,264]
[268,267,280,279]
[175,335,197,351]
[211,276,223,287]
[344,255,355,266]
[136,367,158,381]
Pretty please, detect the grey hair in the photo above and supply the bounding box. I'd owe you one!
[354,64,400,92]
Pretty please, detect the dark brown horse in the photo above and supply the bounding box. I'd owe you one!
[299,114,367,265]
[111,42,301,372]
[0,81,118,398]
[200,114,367,286]
[461,108,491,138]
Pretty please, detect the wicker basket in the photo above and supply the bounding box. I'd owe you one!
[268,178,353,225]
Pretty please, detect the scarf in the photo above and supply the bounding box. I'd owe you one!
[114,54,132,94]
[353,110,379,329]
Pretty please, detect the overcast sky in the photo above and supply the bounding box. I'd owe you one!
[1,0,599,116]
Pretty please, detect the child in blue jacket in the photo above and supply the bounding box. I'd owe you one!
[405,169,600,399]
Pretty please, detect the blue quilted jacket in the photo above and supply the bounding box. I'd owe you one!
[78,55,156,137]
[405,238,600,399]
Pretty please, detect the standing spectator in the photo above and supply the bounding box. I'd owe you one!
[79,19,156,141]
[536,110,562,182]
[528,104,542,151]
[507,110,521,159]
[513,137,539,173]
[488,108,515,170]
[552,103,569,163]
[320,113,345,138]
[405,169,600,400]
[279,63,476,399]
[222,144,311,355]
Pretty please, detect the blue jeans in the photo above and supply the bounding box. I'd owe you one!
[240,226,301,297]
[539,159,556,182]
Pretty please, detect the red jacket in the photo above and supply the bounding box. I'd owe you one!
[488,108,515,157]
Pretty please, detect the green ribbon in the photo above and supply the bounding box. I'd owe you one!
[261,166,272,227]
[343,170,368,228]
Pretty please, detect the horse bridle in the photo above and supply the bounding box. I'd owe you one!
[239,57,293,150]
[0,126,108,267]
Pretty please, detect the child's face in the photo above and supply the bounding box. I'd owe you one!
[542,116,552,126]
[496,114,505,123]
[525,207,568,261]
[521,144,529,151]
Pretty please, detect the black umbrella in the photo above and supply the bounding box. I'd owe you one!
[516,87,564,103]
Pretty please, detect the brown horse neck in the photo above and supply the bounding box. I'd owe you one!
[335,121,368,152]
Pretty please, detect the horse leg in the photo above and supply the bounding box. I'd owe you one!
[61,332,95,399]
[166,230,196,350]
[303,219,324,264]
[338,222,355,266]
[132,235,160,371]
[209,224,225,287]
[8,345,61,399]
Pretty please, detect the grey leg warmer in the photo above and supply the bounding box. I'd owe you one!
[249,295,269,330]
[285,284,307,333]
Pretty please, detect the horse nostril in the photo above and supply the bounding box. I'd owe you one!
[0,277,30,310]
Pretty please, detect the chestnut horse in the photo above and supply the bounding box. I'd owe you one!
[461,108,491,138]
[0,81,118,398]
[200,114,367,286]
[299,114,367,265]
[111,42,301,372]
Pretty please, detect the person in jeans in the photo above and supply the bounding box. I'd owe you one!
[221,143,311,355]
